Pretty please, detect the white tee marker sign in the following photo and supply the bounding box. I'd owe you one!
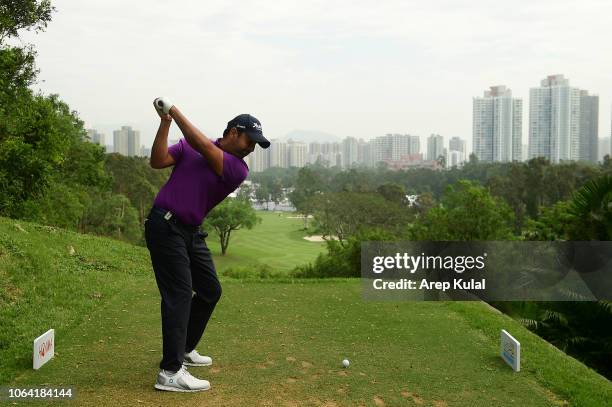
[33,329,55,370]
[501,329,520,372]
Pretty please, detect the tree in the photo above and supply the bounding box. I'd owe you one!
[19,181,89,231]
[569,175,612,240]
[0,0,55,44]
[0,1,55,101]
[268,178,283,205]
[289,167,326,228]
[330,168,374,192]
[0,94,87,217]
[0,3,87,218]
[236,182,254,202]
[80,192,142,243]
[254,183,270,209]
[410,180,515,240]
[104,154,158,224]
[0,1,149,245]
[523,175,612,241]
[523,201,575,241]
[377,182,406,205]
[204,199,260,255]
[487,165,528,234]
[312,191,412,244]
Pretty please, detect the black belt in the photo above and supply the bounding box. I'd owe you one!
[150,206,202,234]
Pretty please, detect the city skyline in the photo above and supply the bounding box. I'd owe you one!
[45,72,612,160]
[87,73,609,168]
[87,122,611,172]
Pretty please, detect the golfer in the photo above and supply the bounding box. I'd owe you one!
[145,97,270,392]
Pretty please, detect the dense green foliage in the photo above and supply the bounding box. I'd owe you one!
[0,2,173,245]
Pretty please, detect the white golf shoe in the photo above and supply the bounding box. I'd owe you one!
[154,366,210,392]
[183,349,213,367]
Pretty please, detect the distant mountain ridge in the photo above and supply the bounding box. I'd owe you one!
[279,130,341,144]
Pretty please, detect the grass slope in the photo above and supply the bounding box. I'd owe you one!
[0,215,610,406]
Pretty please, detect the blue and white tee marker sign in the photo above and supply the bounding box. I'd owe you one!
[500,329,520,372]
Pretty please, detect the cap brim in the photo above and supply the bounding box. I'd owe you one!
[246,131,270,149]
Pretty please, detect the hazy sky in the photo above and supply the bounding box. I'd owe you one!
[16,0,612,153]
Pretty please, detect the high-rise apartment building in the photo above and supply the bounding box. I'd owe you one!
[579,90,599,162]
[287,142,307,167]
[113,126,141,157]
[529,75,581,163]
[342,137,359,168]
[427,134,445,161]
[447,136,466,167]
[473,85,522,162]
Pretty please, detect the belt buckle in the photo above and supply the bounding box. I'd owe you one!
[164,211,172,220]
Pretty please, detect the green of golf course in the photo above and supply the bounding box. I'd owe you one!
[0,212,610,406]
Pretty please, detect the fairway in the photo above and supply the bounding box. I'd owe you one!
[206,211,324,272]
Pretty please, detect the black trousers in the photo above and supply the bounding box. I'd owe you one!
[144,206,222,372]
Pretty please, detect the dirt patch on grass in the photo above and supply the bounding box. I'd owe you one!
[373,395,385,406]
[401,391,424,405]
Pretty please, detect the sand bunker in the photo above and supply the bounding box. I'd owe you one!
[303,235,336,242]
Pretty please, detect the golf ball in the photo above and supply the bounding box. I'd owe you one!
[342,359,350,368]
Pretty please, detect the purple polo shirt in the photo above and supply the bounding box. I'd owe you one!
[153,138,249,226]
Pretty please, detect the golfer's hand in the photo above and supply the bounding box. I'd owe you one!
[153,99,172,122]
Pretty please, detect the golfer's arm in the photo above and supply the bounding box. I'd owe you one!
[169,106,223,177]
[150,119,175,169]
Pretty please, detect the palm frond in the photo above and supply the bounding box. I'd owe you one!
[542,309,569,326]
[518,318,539,330]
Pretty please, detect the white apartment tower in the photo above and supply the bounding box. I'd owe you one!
[113,126,129,156]
[473,85,522,162]
[449,136,466,154]
[269,139,287,168]
[113,126,140,157]
[357,139,372,167]
[529,75,581,163]
[427,134,445,161]
[342,137,359,168]
[370,134,417,164]
[448,136,466,167]
[288,142,307,167]
[248,145,269,172]
[408,135,421,156]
